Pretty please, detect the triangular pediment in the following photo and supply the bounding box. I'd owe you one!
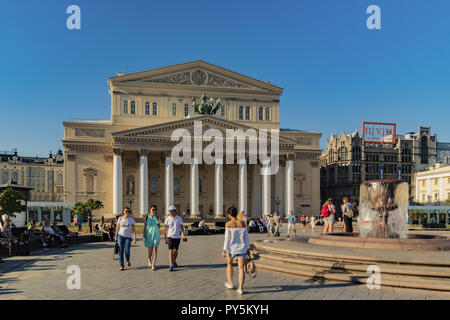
[112,115,296,145]
[109,60,282,93]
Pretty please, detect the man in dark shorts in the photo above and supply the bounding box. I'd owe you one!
[164,205,187,271]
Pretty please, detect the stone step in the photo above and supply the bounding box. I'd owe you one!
[254,259,450,291]
[257,253,450,279]
[253,241,450,267]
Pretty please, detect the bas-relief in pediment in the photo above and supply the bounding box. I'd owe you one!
[136,69,262,91]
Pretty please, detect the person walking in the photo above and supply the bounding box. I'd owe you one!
[341,197,354,233]
[321,198,336,234]
[287,210,297,238]
[300,215,307,232]
[115,207,136,271]
[310,215,316,233]
[143,205,161,270]
[222,206,250,295]
[266,214,274,237]
[164,205,187,271]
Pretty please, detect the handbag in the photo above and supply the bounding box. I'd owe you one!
[114,241,119,255]
[245,251,257,279]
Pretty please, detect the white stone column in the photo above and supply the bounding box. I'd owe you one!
[214,159,224,218]
[139,150,148,217]
[190,158,199,218]
[251,165,262,218]
[439,177,444,202]
[427,179,431,203]
[113,149,122,216]
[285,160,294,217]
[262,161,271,215]
[275,163,284,216]
[238,159,247,214]
[165,157,174,216]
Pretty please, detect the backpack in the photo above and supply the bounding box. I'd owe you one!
[347,206,354,219]
[321,205,329,217]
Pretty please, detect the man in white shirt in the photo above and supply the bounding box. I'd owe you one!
[164,205,187,271]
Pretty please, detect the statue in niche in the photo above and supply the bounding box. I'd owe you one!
[127,176,135,196]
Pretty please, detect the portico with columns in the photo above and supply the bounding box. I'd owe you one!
[108,115,315,218]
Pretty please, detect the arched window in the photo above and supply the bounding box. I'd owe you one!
[130,101,136,114]
[174,178,180,195]
[12,172,18,183]
[150,177,157,194]
[258,107,263,120]
[172,103,177,116]
[421,136,428,164]
[2,171,8,184]
[184,104,189,117]
[57,173,63,185]
[123,100,128,114]
[239,106,243,120]
[145,102,150,115]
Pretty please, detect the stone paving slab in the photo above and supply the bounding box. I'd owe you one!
[0,230,449,300]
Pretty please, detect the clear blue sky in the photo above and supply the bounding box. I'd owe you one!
[1,0,449,156]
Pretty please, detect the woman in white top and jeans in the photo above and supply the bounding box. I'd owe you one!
[115,207,136,271]
[222,207,250,295]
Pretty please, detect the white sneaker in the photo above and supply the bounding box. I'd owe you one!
[237,289,244,295]
[224,282,234,290]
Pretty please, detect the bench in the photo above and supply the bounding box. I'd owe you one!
[214,221,226,234]
[94,224,110,241]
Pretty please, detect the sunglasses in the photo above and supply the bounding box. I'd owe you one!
[125,210,131,213]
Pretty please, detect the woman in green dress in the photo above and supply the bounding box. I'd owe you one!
[143,205,161,270]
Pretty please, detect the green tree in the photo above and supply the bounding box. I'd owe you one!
[73,201,88,219]
[85,199,104,233]
[0,187,26,220]
[192,93,223,115]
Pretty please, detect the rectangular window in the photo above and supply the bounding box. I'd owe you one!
[123,100,128,114]
[130,101,135,114]
[239,106,243,120]
[259,107,263,120]
[172,103,177,116]
[184,104,189,117]
[265,107,270,120]
[245,106,250,120]
[221,105,225,116]
[145,102,150,115]
[152,102,157,115]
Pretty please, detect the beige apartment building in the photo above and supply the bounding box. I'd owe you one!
[0,150,64,202]
[62,61,322,219]
[414,163,450,204]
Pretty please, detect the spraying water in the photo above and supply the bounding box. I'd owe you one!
[359,179,409,239]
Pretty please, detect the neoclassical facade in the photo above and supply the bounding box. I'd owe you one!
[62,61,321,218]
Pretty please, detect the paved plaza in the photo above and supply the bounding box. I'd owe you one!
[0,228,449,300]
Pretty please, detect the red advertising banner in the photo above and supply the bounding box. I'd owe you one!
[362,122,397,144]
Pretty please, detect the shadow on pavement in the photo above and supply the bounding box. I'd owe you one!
[247,282,356,294]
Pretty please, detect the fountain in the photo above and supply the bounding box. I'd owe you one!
[308,179,450,250]
[252,178,450,291]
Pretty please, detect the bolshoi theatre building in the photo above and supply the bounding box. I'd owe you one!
[62,61,321,219]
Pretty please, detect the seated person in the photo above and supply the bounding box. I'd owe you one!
[28,220,49,250]
[43,221,67,246]
[248,219,259,233]
[198,220,210,233]
[98,221,112,241]
[1,219,19,245]
[108,219,116,242]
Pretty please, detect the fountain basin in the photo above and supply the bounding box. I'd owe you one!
[309,233,450,251]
